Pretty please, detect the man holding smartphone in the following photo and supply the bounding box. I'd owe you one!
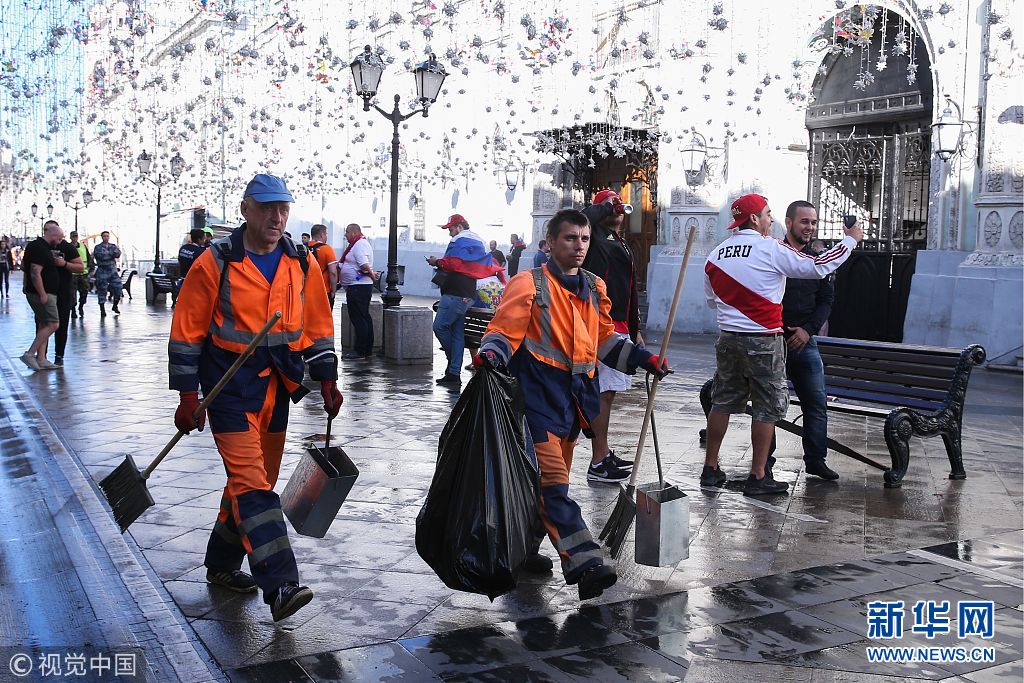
[701,194,863,496]
[777,201,839,480]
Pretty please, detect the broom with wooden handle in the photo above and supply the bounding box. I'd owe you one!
[100,312,283,532]
[599,226,697,557]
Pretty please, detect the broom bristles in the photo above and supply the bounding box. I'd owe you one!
[599,484,636,557]
[99,455,155,533]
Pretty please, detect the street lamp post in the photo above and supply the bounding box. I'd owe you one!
[350,46,447,308]
[62,188,94,232]
[136,150,185,273]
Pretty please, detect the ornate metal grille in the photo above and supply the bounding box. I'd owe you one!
[810,130,929,254]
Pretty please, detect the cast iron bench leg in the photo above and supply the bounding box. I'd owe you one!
[883,408,916,488]
[942,422,967,480]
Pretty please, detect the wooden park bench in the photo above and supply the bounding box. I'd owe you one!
[430,302,495,350]
[698,337,986,488]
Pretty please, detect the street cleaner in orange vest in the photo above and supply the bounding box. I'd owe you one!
[168,174,342,622]
[476,208,669,601]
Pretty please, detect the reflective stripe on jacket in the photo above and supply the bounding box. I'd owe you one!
[168,225,337,408]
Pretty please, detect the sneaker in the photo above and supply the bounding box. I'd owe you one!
[743,472,790,497]
[19,353,40,371]
[805,461,839,480]
[52,356,63,367]
[206,569,258,594]
[521,553,554,574]
[435,373,461,385]
[112,303,120,314]
[270,583,314,622]
[699,465,727,488]
[578,564,617,600]
[36,359,59,370]
[606,450,633,471]
[587,457,630,484]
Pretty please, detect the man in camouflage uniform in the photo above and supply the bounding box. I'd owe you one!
[93,230,122,317]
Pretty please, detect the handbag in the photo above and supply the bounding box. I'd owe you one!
[431,269,449,289]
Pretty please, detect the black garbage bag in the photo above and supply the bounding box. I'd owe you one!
[416,365,540,600]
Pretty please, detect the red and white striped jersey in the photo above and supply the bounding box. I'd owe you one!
[704,229,857,333]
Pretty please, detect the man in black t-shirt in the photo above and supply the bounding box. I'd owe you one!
[488,240,506,268]
[52,231,85,366]
[21,221,79,370]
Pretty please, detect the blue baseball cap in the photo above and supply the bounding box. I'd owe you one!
[243,173,294,203]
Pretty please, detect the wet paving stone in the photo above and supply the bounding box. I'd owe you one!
[443,659,567,682]
[698,610,862,662]
[863,552,963,583]
[295,642,442,681]
[493,609,631,658]
[398,625,537,677]
[731,570,863,609]
[936,573,1023,608]
[799,560,925,597]
[543,641,689,681]
[961,660,1024,682]
[227,658,314,682]
[782,640,955,679]
[922,539,1024,577]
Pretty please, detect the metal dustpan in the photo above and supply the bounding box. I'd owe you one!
[281,418,358,538]
[634,373,689,567]
[635,483,689,567]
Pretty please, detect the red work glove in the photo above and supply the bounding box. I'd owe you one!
[640,354,671,380]
[473,349,504,372]
[321,380,343,418]
[174,391,205,433]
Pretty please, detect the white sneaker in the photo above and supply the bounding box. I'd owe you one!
[37,359,59,370]
[19,353,40,371]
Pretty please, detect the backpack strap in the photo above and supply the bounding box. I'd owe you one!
[530,267,549,310]
[293,240,310,279]
[211,237,233,295]
[580,268,600,312]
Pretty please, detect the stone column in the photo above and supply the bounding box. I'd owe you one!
[529,163,570,248]
[645,186,721,333]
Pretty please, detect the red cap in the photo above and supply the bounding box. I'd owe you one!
[592,189,620,205]
[727,193,769,230]
[440,214,467,230]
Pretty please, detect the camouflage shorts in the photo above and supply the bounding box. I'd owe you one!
[710,333,789,423]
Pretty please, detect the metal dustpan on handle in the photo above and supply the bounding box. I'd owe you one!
[281,417,359,538]
[634,373,689,567]
[635,484,689,567]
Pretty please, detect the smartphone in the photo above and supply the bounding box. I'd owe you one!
[843,215,858,229]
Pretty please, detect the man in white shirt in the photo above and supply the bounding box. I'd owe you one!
[701,194,863,496]
[336,223,375,359]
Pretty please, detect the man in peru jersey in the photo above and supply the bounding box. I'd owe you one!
[701,193,863,496]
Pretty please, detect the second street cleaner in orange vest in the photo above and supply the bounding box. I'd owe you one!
[168,174,342,622]
[477,209,669,601]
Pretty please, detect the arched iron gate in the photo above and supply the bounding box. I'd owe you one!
[809,128,930,341]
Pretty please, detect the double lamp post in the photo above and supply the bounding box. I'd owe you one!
[136,150,185,274]
[349,46,447,308]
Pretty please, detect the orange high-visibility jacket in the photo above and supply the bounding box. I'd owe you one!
[169,226,337,410]
[480,264,647,438]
